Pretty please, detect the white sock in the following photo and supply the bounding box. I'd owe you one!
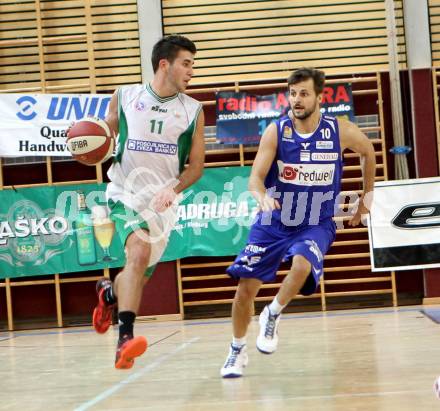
[268,296,286,315]
[232,336,246,347]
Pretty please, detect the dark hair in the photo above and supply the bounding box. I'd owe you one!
[151,35,197,73]
[287,67,325,95]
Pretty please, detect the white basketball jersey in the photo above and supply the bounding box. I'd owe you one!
[107,83,202,212]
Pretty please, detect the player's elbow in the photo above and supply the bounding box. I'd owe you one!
[359,141,375,162]
[366,145,376,163]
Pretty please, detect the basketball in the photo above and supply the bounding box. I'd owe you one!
[66,118,114,166]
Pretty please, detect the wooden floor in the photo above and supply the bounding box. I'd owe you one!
[1,306,440,410]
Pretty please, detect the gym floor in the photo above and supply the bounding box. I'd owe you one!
[1,306,439,410]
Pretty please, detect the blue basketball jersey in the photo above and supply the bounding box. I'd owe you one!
[264,114,343,228]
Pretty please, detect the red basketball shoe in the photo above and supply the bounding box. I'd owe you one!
[92,278,115,334]
[115,335,148,369]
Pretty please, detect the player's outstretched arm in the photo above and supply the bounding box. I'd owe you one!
[249,122,280,211]
[339,118,376,226]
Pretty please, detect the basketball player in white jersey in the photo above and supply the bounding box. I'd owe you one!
[92,35,205,369]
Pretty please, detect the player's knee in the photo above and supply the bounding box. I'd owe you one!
[236,282,259,304]
[128,253,150,274]
[236,288,253,304]
[291,256,311,280]
[126,241,151,273]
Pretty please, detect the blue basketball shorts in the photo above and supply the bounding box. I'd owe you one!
[226,217,336,296]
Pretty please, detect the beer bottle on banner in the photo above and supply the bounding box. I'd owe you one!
[74,191,97,265]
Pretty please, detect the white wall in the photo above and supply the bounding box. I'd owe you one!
[403,0,432,68]
[137,0,163,82]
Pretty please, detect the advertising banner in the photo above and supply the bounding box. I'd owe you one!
[368,177,440,271]
[0,183,124,278]
[320,83,355,120]
[0,93,111,157]
[216,83,355,145]
[216,91,288,145]
[0,167,257,279]
[163,166,256,260]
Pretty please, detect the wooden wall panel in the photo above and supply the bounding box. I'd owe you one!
[162,0,406,84]
[0,0,141,93]
[429,0,440,65]
[0,1,405,327]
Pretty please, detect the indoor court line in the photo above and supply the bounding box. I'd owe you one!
[147,330,180,347]
[74,336,200,411]
[0,328,96,339]
[0,306,427,340]
[131,389,434,410]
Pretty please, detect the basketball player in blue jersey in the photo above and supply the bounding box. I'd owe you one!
[92,35,205,369]
[221,67,376,378]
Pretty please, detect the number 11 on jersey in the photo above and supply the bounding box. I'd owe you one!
[150,119,163,134]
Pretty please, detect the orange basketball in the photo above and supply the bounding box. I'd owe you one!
[66,118,114,166]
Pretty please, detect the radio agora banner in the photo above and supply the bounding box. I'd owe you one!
[216,83,355,145]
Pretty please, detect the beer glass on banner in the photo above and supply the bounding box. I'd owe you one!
[91,205,116,262]
[75,192,97,265]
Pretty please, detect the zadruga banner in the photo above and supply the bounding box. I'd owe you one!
[216,83,355,145]
[0,93,111,157]
[368,177,440,271]
[0,167,257,279]
[163,166,257,260]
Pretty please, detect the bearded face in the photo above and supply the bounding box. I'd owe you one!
[288,79,321,120]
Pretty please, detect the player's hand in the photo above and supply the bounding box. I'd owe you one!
[256,192,281,212]
[348,203,370,226]
[348,192,373,226]
[151,186,177,213]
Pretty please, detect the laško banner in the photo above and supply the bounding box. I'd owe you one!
[216,83,355,145]
[0,183,123,278]
[0,93,111,157]
[0,167,256,279]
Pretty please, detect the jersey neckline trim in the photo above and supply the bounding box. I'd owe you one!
[146,83,178,103]
[291,114,323,139]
